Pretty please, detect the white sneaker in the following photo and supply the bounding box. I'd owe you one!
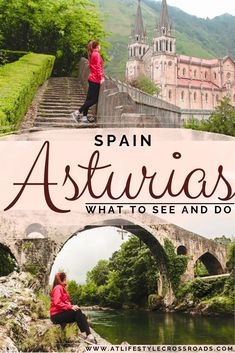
[85,334,97,344]
[81,116,89,123]
[71,110,81,123]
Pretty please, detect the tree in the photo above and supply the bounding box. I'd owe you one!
[67,280,81,305]
[87,260,109,286]
[80,236,160,308]
[0,0,108,75]
[129,74,160,96]
[214,236,232,246]
[184,97,235,137]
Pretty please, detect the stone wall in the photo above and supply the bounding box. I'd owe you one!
[78,58,181,128]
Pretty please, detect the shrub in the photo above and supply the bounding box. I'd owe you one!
[130,74,160,95]
[164,239,188,292]
[0,50,28,65]
[0,53,55,133]
[184,97,235,137]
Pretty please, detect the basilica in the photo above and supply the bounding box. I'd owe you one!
[126,0,235,118]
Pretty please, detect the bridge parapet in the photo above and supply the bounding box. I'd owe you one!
[78,58,181,128]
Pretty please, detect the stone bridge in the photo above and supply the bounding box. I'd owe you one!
[0,212,228,305]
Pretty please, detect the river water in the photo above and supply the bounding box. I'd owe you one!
[85,310,234,345]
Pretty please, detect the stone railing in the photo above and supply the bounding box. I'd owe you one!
[109,77,180,113]
[78,57,181,127]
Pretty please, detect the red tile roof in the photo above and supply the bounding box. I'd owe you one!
[178,55,220,66]
[177,77,219,89]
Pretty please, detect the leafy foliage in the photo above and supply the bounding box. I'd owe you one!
[129,74,160,96]
[0,0,108,76]
[67,236,159,308]
[214,236,232,246]
[0,53,54,133]
[184,97,235,137]
[87,260,110,286]
[227,241,235,272]
[0,244,18,276]
[0,50,28,66]
[194,260,209,277]
[163,239,188,292]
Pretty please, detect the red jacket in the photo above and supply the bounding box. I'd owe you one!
[88,48,104,84]
[50,284,73,316]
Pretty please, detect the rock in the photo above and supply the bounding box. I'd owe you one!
[0,272,111,352]
[0,332,18,353]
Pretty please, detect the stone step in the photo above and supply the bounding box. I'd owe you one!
[36,117,75,123]
[43,93,84,96]
[37,113,72,118]
[34,122,97,129]
[40,100,83,104]
[38,109,73,116]
[33,77,91,129]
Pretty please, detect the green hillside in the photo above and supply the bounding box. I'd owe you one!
[92,0,235,79]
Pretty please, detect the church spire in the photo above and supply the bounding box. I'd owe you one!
[159,0,170,29]
[157,0,172,36]
[134,0,146,39]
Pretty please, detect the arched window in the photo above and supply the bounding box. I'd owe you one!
[160,41,162,51]
[205,71,208,79]
[183,68,186,76]
[169,90,172,99]
[131,48,133,57]
[156,42,158,52]
[216,94,219,102]
[194,92,197,101]
[139,47,141,55]
[181,91,185,101]
[205,93,208,102]
[143,47,146,55]
[214,72,217,80]
[134,47,136,56]
[166,40,168,51]
[194,70,197,78]
[170,41,172,52]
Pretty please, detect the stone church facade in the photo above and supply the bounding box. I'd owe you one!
[126,0,235,119]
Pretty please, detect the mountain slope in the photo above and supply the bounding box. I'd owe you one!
[92,0,235,78]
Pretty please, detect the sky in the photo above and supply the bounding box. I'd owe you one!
[165,0,235,19]
[50,227,131,284]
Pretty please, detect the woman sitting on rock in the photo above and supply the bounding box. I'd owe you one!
[50,272,97,344]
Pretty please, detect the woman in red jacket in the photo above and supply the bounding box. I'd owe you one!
[50,272,97,344]
[72,40,104,123]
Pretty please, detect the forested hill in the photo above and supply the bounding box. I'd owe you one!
[92,0,235,78]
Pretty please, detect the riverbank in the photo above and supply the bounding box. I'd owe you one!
[0,272,110,352]
[171,275,234,316]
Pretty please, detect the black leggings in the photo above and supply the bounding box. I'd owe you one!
[51,309,91,335]
[79,80,100,116]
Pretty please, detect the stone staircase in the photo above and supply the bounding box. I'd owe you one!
[34,77,96,129]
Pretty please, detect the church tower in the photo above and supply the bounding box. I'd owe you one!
[151,0,177,101]
[153,0,176,55]
[126,0,149,81]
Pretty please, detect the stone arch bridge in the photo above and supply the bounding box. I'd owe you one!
[0,212,228,304]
